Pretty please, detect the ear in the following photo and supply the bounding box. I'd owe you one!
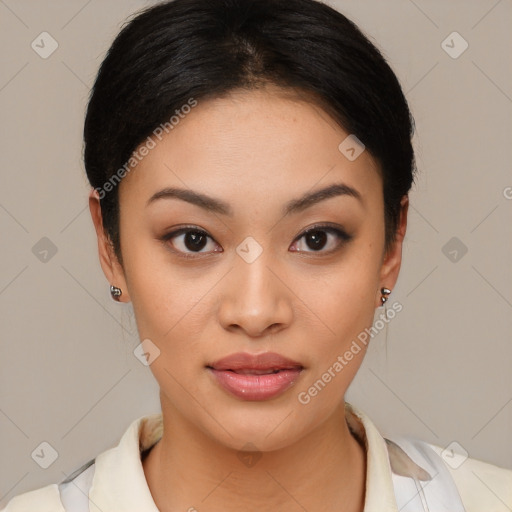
[88,188,131,302]
[375,195,409,308]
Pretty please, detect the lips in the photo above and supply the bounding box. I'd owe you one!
[206,352,304,401]
[207,351,304,373]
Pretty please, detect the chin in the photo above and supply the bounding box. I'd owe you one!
[198,399,308,452]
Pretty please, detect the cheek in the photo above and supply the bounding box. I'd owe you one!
[129,271,214,358]
[123,246,225,398]
[294,253,380,417]
[120,222,205,335]
[298,238,383,401]
[305,240,382,339]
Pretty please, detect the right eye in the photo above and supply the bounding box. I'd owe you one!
[160,227,223,258]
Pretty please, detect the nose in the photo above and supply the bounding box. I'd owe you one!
[217,252,294,338]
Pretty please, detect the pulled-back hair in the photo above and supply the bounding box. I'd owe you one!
[84,0,416,266]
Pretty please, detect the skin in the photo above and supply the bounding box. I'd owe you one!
[89,85,408,512]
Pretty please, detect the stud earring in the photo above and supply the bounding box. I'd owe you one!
[380,287,392,360]
[110,285,122,301]
[380,287,391,306]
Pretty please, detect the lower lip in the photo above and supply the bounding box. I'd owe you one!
[208,368,303,401]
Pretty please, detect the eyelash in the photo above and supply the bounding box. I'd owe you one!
[160,223,353,260]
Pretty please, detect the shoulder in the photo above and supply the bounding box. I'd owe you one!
[1,458,95,512]
[0,413,156,512]
[0,484,65,512]
[428,442,512,512]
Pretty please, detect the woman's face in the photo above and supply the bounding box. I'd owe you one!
[91,86,406,451]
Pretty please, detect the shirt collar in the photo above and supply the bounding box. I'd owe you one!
[345,402,399,511]
[89,402,398,511]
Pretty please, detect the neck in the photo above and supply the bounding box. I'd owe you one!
[143,399,366,512]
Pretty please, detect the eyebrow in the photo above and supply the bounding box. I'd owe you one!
[146,182,363,216]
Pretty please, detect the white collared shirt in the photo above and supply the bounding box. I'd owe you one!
[2,402,511,511]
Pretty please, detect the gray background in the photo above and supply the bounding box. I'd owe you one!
[1,0,511,506]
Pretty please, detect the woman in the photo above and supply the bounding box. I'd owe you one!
[3,0,511,510]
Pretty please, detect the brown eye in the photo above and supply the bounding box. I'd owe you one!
[162,227,221,257]
[182,231,209,251]
[290,225,352,254]
[303,230,328,251]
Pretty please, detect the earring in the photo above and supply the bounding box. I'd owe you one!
[110,285,122,301]
[380,287,391,306]
[380,287,392,362]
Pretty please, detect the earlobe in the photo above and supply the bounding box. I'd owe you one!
[376,195,409,307]
[88,188,130,302]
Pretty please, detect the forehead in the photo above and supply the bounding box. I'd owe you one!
[118,87,382,210]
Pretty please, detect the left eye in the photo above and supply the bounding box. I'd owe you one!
[290,226,351,253]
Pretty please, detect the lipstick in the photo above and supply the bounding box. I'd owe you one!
[207,352,304,401]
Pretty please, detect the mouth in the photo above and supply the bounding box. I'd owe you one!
[212,367,302,375]
[207,351,304,372]
[206,352,304,401]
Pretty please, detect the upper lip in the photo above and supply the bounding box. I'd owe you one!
[207,352,304,371]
